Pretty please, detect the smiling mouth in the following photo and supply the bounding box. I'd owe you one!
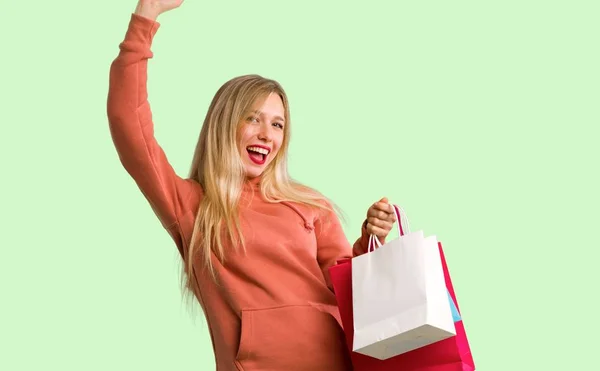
[246,146,270,165]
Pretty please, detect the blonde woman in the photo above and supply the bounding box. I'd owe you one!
[107,0,397,370]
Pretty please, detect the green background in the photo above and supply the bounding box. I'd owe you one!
[2,0,598,369]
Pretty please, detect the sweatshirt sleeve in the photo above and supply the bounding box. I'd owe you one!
[107,14,196,230]
[314,209,371,289]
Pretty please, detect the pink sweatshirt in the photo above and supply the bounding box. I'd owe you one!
[107,13,370,371]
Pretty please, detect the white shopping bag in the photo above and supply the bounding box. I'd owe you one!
[351,205,456,360]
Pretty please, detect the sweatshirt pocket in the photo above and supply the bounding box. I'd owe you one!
[234,305,351,371]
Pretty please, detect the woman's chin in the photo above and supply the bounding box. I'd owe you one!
[244,166,264,179]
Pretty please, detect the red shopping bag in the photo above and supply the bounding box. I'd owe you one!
[329,242,475,370]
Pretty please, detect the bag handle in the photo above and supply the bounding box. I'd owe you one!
[367,203,410,252]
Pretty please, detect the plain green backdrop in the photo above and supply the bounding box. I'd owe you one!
[1,0,598,370]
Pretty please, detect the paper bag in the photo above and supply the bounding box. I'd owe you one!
[351,205,456,360]
[330,247,475,370]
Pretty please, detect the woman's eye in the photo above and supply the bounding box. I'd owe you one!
[273,122,284,129]
[247,116,259,123]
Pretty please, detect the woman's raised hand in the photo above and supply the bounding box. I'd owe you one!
[134,0,184,21]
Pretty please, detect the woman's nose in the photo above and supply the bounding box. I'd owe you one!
[257,123,272,142]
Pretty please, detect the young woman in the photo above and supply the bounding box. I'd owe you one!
[107,1,397,370]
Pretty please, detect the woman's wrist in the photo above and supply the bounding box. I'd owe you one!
[134,1,160,21]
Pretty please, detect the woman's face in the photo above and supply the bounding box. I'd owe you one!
[237,93,286,179]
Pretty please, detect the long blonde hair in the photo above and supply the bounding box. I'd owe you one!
[185,74,336,291]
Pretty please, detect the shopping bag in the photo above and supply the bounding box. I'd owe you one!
[329,205,475,370]
[448,290,461,323]
[351,205,455,359]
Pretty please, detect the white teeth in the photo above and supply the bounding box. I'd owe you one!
[247,146,270,155]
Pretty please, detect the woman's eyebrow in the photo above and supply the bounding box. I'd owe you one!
[250,110,285,122]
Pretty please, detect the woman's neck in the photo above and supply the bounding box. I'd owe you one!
[243,175,262,191]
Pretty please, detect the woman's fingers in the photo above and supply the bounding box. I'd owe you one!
[365,197,397,239]
[366,223,391,237]
[366,217,393,231]
[368,203,395,222]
